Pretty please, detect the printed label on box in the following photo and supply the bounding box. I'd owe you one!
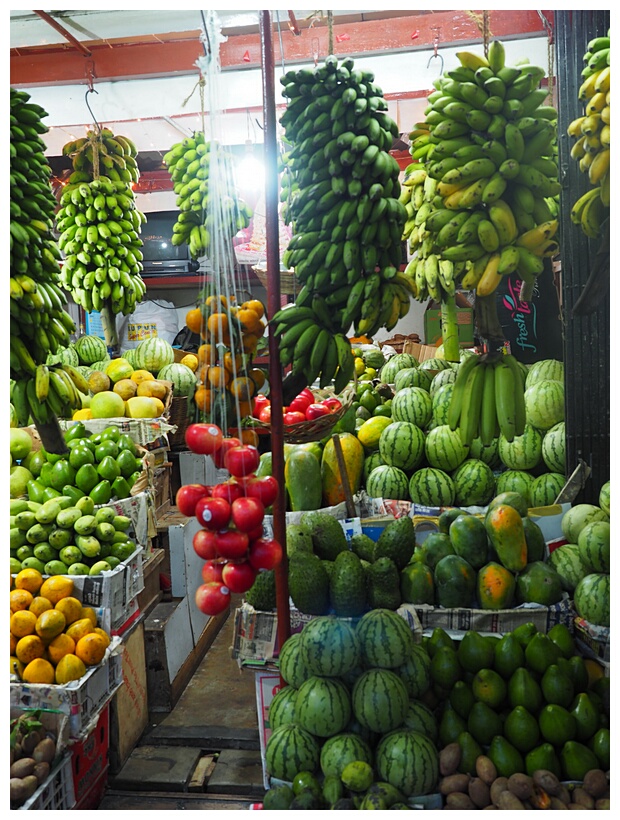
[127,322,158,342]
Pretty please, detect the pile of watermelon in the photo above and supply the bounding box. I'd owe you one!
[359,354,569,509]
[264,610,440,808]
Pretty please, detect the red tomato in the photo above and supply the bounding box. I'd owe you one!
[212,436,241,468]
[244,475,278,508]
[175,483,211,517]
[201,560,224,584]
[247,523,266,542]
[252,395,270,418]
[299,387,315,403]
[185,423,223,455]
[215,528,250,560]
[195,496,231,531]
[193,528,219,560]
[212,481,244,504]
[322,397,343,413]
[224,445,260,478]
[221,560,257,594]
[248,537,283,571]
[258,406,272,424]
[283,410,306,425]
[231,496,265,533]
[288,394,313,414]
[195,581,230,616]
[305,403,330,420]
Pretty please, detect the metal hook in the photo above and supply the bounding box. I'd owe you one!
[427,51,444,75]
[427,26,444,76]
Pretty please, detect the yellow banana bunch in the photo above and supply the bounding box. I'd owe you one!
[568,31,611,235]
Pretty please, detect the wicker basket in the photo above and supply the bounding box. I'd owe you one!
[252,266,299,296]
[245,385,356,444]
[167,396,191,449]
[379,333,422,354]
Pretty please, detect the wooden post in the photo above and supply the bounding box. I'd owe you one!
[331,434,357,518]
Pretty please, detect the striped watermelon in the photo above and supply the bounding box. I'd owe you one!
[548,543,592,592]
[379,421,426,471]
[352,668,409,734]
[469,436,501,469]
[268,684,298,731]
[74,334,108,365]
[394,367,431,393]
[49,345,80,367]
[122,347,138,369]
[380,353,420,384]
[561,504,610,543]
[89,357,111,372]
[375,729,440,796]
[599,481,610,516]
[498,424,543,470]
[529,472,565,507]
[299,616,361,678]
[319,733,373,779]
[573,573,610,627]
[134,337,175,373]
[542,422,566,474]
[363,452,386,483]
[402,700,439,744]
[425,424,469,471]
[578,520,610,573]
[524,380,565,431]
[419,357,451,373]
[295,675,352,738]
[495,469,534,502]
[278,632,311,689]
[429,383,454,430]
[525,358,564,389]
[157,362,197,397]
[429,368,457,397]
[264,723,321,781]
[391,387,433,429]
[451,459,495,507]
[356,608,415,669]
[409,467,455,507]
[397,643,432,699]
[366,465,410,500]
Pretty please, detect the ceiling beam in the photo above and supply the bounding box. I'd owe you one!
[10,10,552,87]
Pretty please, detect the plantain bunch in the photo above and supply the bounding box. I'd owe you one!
[55,127,147,316]
[10,88,85,427]
[567,31,610,238]
[163,132,252,260]
[404,40,561,308]
[271,54,414,393]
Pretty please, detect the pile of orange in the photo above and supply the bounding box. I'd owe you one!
[10,568,111,686]
[186,292,268,442]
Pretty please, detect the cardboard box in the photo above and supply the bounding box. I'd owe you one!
[70,703,110,808]
[423,293,474,348]
[143,596,194,713]
[178,450,229,486]
[573,616,610,667]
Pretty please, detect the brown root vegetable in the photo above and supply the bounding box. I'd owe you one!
[532,769,562,796]
[21,730,42,756]
[10,757,36,780]
[572,787,595,810]
[595,798,610,810]
[530,785,552,810]
[468,777,491,809]
[32,737,56,765]
[490,777,509,806]
[476,755,498,786]
[33,761,51,784]
[440,743,462,777]
[556,785,572,806]
[507,773,534,801]
[496,791,525,810]
[445,792,476,810]
[10,778,29,807]
[583,769,609,799]
[549,797,569,810]
[440,774,471,796]
[21,775,40,800]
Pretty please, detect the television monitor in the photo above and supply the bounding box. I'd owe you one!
[141,210,190,263]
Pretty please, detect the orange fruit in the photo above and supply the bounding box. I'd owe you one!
[237,308,263,335]
[130,369,155,385]
[93,627,111,648]
[243,299,265,319]
[197,343,215,367]
[194,386,212,413]
[22,657,55,684]
[65,617,94,643]
[55,654,87,685]
[205,294,228,313]
[249,368,266,390]
[10,609,37,638]
[29,596,53,617]
[14,568,44,594]
[223,351,244,373]
[206,312,229,341]
[137,379,168,400]
[54,596,84,625]
[35,609,67,642]
[229,376,255,402]
[15,634,47,665]
[47,633,76,666]
[10,656,25,679]
[75,632,108,666]
[10,632,18,654]
[242,333,259,355]
[39,576,74,606]
[208,366,231,389]
[239,429,260,447]
[237,400,252,419]
[186,307,205,335]
[10,588,34,613]
[81,607,98,627]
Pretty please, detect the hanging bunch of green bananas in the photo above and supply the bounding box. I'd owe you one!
[447,351,527,448]
[567,31,610,238]
[405,40,561,307]
[10,88,87,426]
[271,54,412,393]
[163,132,252,259]
[55,127,147,315]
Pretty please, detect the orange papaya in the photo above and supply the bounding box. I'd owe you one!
[477,561,516,610]
[320,433,364,508]
[484,504,528,572]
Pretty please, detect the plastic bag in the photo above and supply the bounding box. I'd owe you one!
[116,299,180,352]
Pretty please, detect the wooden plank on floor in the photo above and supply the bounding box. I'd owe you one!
[109,745,202,793]
[188,754,216,793]
[143,724,260,750]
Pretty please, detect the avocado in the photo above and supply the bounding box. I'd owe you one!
[286,523,314,557]
[245,569,276,612]
[366,556,401,610]
[330,550,367,617]
[373,516,415,569]
[299,511,348,561]
[288,552,330,615]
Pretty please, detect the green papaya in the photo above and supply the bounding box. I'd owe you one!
[284,448,322,511]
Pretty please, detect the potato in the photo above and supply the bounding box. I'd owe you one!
[33,737,56,765]
[476,755,498,786]
[440,742,462,777]
[21,730,42,756]
[10,757,36,780]
[21,775,39,800]
[440,773,471,796]
[572,787,595,810]
[507,773,534,801]
[595,798,610,810]
[33,761,50,784]
[490,777,509,806]
[469,777,491,809]
[549,797,569,810]
[10,778,28,807]
[532,769,562,796]
[446,792,476,810]
[583,769,609,799]
[556,785,571,806]
[496,791,525,810]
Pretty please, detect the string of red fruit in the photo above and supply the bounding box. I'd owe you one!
[175,422,283,616]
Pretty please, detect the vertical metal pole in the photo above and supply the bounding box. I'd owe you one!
[259,11,290,653]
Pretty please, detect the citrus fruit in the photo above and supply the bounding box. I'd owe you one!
[130,369,155,385]
[10,656,25,679]
[46,633,77,666]
[15,634,46,665]
[35,609,67,642]
[54,596,84,625]
[93,627,111,648]
[39,575,74,606]
[28,596,53,617]
[75,632,108,666]
[22,657,55,684]
[65,617,94,643]
[14,567,43,594]
[10,588,34,612]
[81,607,98,627]
[10,609,37,638]
[54,653,87,685]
